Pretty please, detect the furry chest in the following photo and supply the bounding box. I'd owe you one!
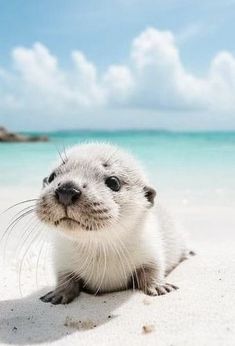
[72,248,134,293]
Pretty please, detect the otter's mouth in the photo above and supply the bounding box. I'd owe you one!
[55,217,80,227]
[54,217,94,231]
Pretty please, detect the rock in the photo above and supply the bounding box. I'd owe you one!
[0,127,49,142]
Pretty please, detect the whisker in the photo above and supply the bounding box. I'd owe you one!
[1,199,38,215]
[55,238,93,292]
[36,228,47,289]
[62,143,68,162]
[106,233,131,290]
[54,143,66,165]
[54,271,79,291]
[1,204,35,246]
[42,238,51,286]
[18,222,42,297]
[17,219,41,259]
[111,229,139,291]
[9,205,36,224]
[3,211,36,262]
[76,238,94,288]
[0,209,35,251]
[94,241,107,295]
[14,215,38,257]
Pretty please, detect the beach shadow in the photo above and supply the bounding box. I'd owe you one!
[0,288,132,344]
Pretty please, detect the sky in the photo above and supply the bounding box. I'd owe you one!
[1,0,235,131]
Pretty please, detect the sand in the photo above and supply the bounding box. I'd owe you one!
[0,189,234,346]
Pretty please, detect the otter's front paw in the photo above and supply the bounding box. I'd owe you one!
[40,287,80,305]
[40,273,81,305]
[40,282,80,305]
[146,282,178,296]
[134,264,179,296]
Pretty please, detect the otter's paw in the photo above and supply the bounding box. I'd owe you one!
[40,286,80,305]
[146,282,179,296]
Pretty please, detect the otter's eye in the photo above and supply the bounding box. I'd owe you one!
[48,172,56,183]
[105,176,121,192]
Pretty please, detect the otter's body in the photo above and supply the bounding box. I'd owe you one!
[54,206,186,294]
[36,143,189,304]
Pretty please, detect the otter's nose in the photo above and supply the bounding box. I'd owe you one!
[55,182,81,206]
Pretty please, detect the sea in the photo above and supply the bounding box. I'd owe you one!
[0,130,235,208]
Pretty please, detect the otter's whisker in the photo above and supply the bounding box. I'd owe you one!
[41,237,51,286]
[111,228,139,291]
[76,237,95,288]
[1,199,38,215]
[17,219,41,259]
[95,241,107,295]
[82,252,96,288]
[2,208,35,239]
[62,143,68,162]
[4,205,36,249]
[54,144,66,165]
[0,209,35,254]
[9,205,36,223]
[36,227,48,289]
[54,271,79,292]
[119,222,142,289]
[3,211,36,263]
[18,221,42,297]
[106,233,131,290]
[1,204,35,245]
[15,215,38,256]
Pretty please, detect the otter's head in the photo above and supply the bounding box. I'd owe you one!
[36,143,156,239]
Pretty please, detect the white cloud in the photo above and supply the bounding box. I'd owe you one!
[103,65,134,104]
[208,52,235,111]
[71,51,106,107]
[1,27,235,120]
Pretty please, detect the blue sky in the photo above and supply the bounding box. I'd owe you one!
[1,0,235,130]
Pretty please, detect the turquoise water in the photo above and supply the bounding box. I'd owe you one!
[0,131,235,195]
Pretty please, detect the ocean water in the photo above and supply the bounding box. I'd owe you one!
[0,130,235,206]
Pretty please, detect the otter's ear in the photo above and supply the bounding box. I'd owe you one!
[144,186,156,205]
[43,177,48,188]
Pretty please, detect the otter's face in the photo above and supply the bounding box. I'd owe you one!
[36,144,156,238]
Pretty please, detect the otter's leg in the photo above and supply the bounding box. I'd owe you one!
[133,264,178,296]
[40,273,81,305]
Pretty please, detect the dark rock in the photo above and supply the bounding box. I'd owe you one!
[0,127,49,142]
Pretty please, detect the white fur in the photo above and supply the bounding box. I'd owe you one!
[37,143,187,293]
[53,206,186,293]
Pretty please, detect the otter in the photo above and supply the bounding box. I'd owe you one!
[36,143,189,305]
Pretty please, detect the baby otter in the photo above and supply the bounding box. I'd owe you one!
[36,143,189,305]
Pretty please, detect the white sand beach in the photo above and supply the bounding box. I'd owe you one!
[0,188,234,346]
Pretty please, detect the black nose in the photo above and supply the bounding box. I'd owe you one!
[55,182,81,206]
